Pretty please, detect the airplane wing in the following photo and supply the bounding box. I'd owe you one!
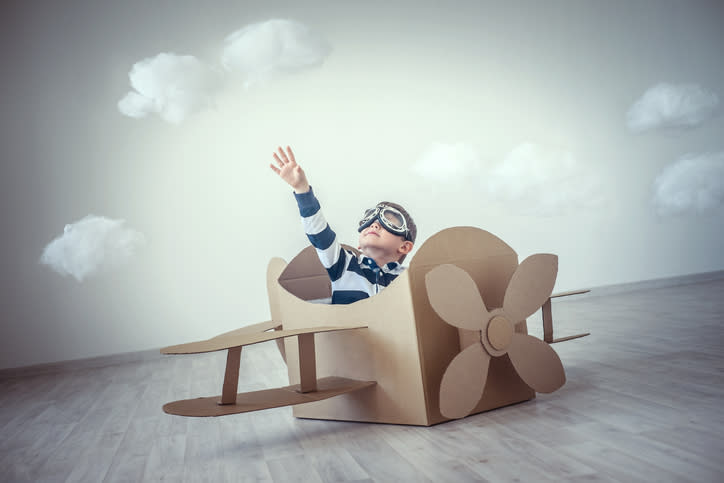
[160,323,372,417]
[163,376,376,417]
[161,324,367,354]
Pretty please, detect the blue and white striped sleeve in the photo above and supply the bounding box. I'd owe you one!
[293,187,349,282]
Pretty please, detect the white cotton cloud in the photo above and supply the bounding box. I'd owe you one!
[118,53,222,124]
[652,152,724,216]
[118,20,331,123]
[221,19,332,88]
[483,143,604,216]
[626,83,720,133]
[411,143,482,184]
[40,215,146,282]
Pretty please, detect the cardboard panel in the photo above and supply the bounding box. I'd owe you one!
[503,254,558,322]
[278,245,360,301]
[297,333,317,393]
[474,354,535,412]
[507,333,566,393]
[278,275,331,302]
[542,298,554,342]
[425,264,491,330]
[161,325,367,355]
[277,270,430,425]
[266,258,287,362]
[220,347,242,404]
[209,320,280,339]
[439,343,489,419]
[408,227,534,424]
[163,377,376,417]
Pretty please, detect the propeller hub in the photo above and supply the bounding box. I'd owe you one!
[487,315,513,351]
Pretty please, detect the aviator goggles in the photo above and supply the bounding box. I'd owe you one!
[357,203,411,240]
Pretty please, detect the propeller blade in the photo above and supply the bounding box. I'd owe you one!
[425,264,490,331]
[439,343,490,419]
[507,333,566,393]
[503,254,558,322]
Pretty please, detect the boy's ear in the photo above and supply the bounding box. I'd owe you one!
[398,240,413,255]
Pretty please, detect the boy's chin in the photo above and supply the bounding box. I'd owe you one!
[360,245,385,256]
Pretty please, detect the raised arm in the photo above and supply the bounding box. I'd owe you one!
[269,146,310,194]
[268,146,349,282]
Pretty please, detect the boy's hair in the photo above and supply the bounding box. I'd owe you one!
[379,201,416,263]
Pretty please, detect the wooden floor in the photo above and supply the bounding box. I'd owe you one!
[1,279,723,482]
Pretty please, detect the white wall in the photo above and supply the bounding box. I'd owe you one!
[2,0,723,369]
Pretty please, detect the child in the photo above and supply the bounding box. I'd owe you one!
[270,146,416,304]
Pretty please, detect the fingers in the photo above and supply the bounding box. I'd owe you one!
[277,146,292,165]
[270,163,281,174]
[272,152,284,167]
[275,145,297,164]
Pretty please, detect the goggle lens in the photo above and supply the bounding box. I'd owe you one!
[359,208,377,227]
[382,209,404,229]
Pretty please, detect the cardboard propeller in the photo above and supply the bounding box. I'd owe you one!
[425,254,566,419]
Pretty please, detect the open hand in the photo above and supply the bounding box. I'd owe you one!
[269,146,310,194]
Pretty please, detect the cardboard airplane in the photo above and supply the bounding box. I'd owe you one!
[161,226,589,425]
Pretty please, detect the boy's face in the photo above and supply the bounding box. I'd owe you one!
[358,220,413,265]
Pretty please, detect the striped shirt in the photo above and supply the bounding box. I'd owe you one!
[294,187,405,304]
